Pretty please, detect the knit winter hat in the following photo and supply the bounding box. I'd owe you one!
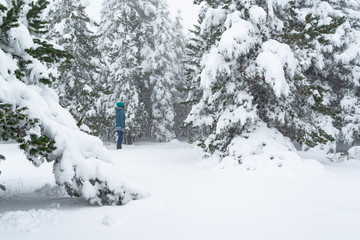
[116,101,125,108]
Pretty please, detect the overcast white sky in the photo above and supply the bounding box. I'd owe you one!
[166,0,200,30]
[86,0,200,31]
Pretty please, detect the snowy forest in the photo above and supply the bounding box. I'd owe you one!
[1,0,360,239]
[1,0,360,209]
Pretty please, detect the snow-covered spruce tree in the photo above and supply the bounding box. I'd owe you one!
[97,0,185,142]
[44,0,102,133]
[182,3,220,141]
[275,0,360,150]
[172,10,189,138]
[185,0,358,167]
[146,0,186,141]
[97,0,147,142]
[0,0,143,204]
[295,0,360,147]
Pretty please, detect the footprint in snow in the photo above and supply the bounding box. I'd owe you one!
[101,215,120,226]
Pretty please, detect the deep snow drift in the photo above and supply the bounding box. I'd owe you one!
[1,140,360,240]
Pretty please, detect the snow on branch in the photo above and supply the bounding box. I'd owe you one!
[256,40,296,97]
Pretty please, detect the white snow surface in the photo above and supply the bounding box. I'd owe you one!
[1,141,360,240]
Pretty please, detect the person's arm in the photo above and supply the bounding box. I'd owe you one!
[120,111,126,129]
[115,109,120,127]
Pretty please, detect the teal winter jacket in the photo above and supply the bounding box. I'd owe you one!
[115,106,125,132]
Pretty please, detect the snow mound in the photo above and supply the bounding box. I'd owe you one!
[218,123,324,173]
[168,139,181,144]
[34,184,68,198]
[101,215,120,226]
[348,146,360,160]
[331,146,360,162]
[0,209,58,233]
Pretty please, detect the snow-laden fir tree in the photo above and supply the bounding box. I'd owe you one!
[301,0,360,147]
[172,10,189,138]
[97,0,147,142]
[145,0,186,141]
[0,0,143,204]
[97,0,186,142]
[185,0,360,168]
[183,3,219,140]
[44,0,102,133]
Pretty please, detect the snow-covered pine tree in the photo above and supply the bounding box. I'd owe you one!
[182,3,220,141]
[45,0,102,133]
[97,0,147,142]
[0,0,143,204]
[286,0,360,147]
[273,0,360,150]
[185,0,359,167]
[172,10,189,138]
[145,0,185,142]
[1,0,70,162]
[98,0,186,142]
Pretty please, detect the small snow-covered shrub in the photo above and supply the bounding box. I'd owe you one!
[348,147,360,160]
[34,184,68,198]
[331,146,360,162]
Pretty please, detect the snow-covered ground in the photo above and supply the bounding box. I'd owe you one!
[1,140,360,240]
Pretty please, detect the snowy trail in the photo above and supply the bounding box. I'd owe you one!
[1,141,360,240]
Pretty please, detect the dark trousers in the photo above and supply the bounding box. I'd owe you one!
[117,130,124,147]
